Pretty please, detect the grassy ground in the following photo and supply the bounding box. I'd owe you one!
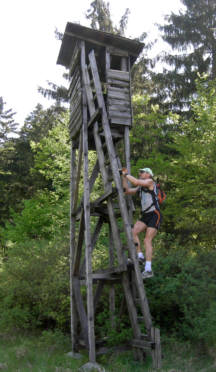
[0,330,215,372]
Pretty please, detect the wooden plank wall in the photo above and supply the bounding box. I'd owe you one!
[68,43,83,140]
[106,51,132,126]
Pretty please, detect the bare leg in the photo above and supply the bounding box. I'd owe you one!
[144,227,158,261]
[132,221,147,254]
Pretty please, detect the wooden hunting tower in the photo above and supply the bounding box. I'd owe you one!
[57,23,161,369]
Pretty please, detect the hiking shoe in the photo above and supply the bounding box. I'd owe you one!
[142,270,154,279]
[127,258,134,267]
[138,257,145,266]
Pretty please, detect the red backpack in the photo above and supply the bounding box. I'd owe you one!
[156,183,166,205]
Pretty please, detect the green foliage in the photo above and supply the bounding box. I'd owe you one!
[0,96,17,144]
[155,0,216,112]
[31,112,70,194]
[145,242,216,347]
[166,76,216,245]
[0,237,70,331]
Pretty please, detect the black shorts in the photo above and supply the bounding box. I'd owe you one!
[139,210,162,230]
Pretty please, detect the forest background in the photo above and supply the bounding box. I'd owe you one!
[0,0,216,368]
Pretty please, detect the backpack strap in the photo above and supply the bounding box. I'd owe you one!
[140,185,159,213]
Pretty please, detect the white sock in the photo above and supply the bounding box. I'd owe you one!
[138,252,145,259]
[145,261,152,272]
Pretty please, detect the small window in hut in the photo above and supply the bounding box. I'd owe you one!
[110,55,128,71]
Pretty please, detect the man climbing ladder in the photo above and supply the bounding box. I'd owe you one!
[121,167,162,279]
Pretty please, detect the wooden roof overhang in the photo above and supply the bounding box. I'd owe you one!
[57,22,144,68]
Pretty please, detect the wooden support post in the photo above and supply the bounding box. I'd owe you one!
[151,327,162,369]
[109,224,115,328]
[82,41,96,363]
[70,143,78,352]
[73,131,83,212]
[73,277,88,346]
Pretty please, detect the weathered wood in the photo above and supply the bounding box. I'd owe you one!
[73,277,88,347]
[70,89,81,105]
[107,69,130,82]
[109,225,115,328]
[69,105,82,127]
[87,108,102,128]
[70,98,82,123]
[72,132,83,214]
[107,78,130,88]
[124,124,135,220]
[70,111,82,134]
[69,117,82,140]
[105,48,111,71]
[108,110,131,119]
[151,327,162,369]
[70,144,78,352]
[107,89,130,100]
[69,120,82,140]
[107,98,130,107]
[69,72,81,98]
[81,41,96,363]
[110,117,132,126]
[69,41,81,77]
[108,104,131,113]
[131,339,154,350]
[69,71,81,100]
[72,209,85,276]
[108,86,129,94]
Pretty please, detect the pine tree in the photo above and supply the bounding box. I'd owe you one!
[0,97,17,144]
[86,0,130,35]
[155,0,216,113]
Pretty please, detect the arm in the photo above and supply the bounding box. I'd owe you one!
[122,174,139,195]
[121,168,154,190]
[126,174,153,188]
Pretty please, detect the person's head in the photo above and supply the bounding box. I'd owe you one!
[139,167,154,179]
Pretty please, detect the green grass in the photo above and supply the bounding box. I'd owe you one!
[0,331,215,372]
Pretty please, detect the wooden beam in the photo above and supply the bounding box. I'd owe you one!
[87,108,102,128]
[72,209,85,276]
[151,327,162,369]
[70,144,78,352]
[69,41,81,77]
[81,40,96,363]
[109,224,115,328]
[73,277,88,347]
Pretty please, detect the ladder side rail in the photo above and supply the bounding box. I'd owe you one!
[70,143,78,352]
[81,41,96,363]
